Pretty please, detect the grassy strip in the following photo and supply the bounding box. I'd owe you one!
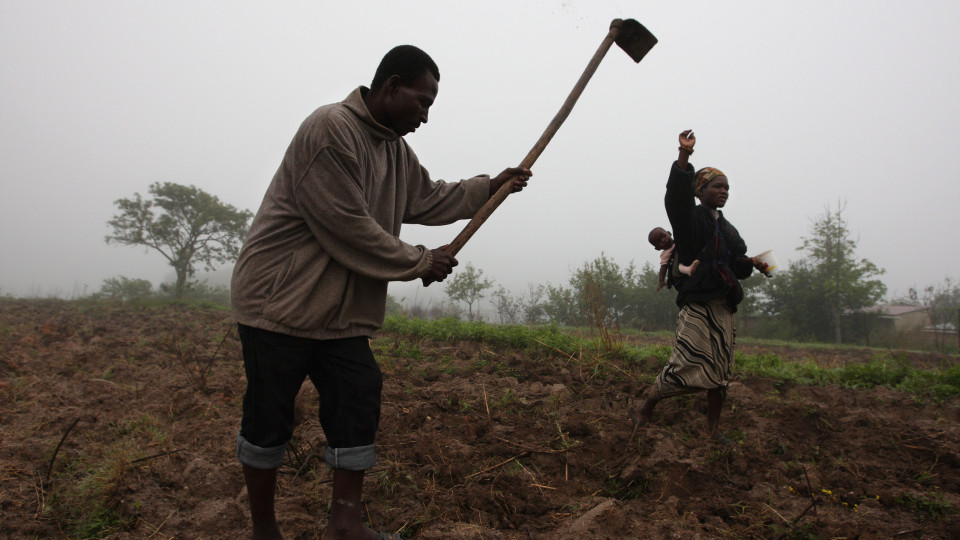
[383,315,579,352]
[382,316,960,400]
[737,351,960,401]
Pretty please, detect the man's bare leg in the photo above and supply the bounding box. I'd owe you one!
[322,468,380,540]
[243,464,284,540]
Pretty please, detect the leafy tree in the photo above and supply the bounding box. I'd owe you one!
[445,262,493,321]
[762,202,885,343]
[491,286,521,324]
[106,182,253,298]
[385,294,405,316]
[909,278,960,352]
[542,255,627,327]
[520,283,548,325]
[96,275,154,301]
[622,262,680,331]
[539,255,678,331]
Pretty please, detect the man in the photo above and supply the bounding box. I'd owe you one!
[231,45,531,540]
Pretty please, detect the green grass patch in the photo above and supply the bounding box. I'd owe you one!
[737,351,960,400]
[383,316,960,401]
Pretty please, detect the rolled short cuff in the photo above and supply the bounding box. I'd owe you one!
[323,444,376,471]
[237,432,287,469]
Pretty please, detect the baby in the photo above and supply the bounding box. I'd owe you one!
[648,227,698,291]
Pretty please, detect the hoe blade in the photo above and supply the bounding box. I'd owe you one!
[615,19,658,63]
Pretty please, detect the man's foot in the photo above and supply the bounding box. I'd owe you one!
[322,526,398,540]
[252,529,283,540]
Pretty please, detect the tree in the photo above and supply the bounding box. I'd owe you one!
[763,202,886,343]
[540,256,678,331]
[96,275,154,301]
[445,262,493,321]
[909,278,960,352]
[491,286,521,324]
[520,283,548,325]
[106,182,253,298]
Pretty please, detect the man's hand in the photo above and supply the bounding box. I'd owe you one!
[422,246,458,286]
[489,167,532,197]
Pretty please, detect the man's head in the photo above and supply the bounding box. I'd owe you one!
[695,167,729,209]
[648,227,673,250]
[366,45,440,136]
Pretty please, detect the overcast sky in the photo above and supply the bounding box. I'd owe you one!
[2,0,958,306]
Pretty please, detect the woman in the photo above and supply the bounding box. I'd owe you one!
[632,129,768,443]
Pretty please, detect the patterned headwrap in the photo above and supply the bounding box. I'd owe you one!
[695,167,726,193]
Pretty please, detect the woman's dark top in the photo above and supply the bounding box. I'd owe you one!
[665,162,754,312]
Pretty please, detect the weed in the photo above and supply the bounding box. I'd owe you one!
[895,491,956,520]
[108,414,167,445]
[706,447,734,464]
[169,326,231,393]
[602,474,650,500]
[44,439,142,537]
[494,388,518,410]
[376,459,412,494]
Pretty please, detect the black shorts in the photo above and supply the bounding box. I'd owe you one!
[236,324,382,470]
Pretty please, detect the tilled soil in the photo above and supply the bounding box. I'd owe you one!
[1,300,958,539]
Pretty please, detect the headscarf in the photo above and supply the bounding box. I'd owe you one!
[695,167,726,193]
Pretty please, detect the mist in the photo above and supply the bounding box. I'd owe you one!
[2,1,958,304]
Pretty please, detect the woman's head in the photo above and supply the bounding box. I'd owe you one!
[695,167,729,209]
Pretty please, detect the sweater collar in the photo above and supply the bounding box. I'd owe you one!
[343,86,399,142]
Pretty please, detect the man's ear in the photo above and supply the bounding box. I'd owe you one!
[383,74,403,95]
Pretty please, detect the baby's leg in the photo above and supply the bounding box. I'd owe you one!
[679,260,700,276]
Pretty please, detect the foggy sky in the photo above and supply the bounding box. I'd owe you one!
[2,0,958,306]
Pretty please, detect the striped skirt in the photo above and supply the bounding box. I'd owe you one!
[653,297,735,398]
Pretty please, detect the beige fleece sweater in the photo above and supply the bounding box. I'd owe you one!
[231,87,491,339]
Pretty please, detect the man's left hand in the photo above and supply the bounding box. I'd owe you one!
[489,167,532,197]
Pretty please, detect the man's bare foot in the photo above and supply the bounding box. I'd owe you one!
[323,525,397,540]
[252,526,283,540]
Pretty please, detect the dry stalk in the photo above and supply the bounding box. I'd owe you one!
[465,453,528,479]
[481,383,492,426]
[582,272,622,352]
[45,417,81,484]
[171,327,231,393]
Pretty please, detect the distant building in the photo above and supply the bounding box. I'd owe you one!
[858,304,930,332]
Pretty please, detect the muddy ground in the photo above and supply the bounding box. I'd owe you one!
[1,300,958,539]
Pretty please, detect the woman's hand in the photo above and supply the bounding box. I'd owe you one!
[750,257,771,277]
[677,129,696,167]
[679,130,696,153]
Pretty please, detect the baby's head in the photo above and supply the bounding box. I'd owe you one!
[648,227,673,251]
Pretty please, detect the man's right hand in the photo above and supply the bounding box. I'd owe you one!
[422,246,458,286]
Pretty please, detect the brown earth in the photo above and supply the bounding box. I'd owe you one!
[1,299,958,539]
